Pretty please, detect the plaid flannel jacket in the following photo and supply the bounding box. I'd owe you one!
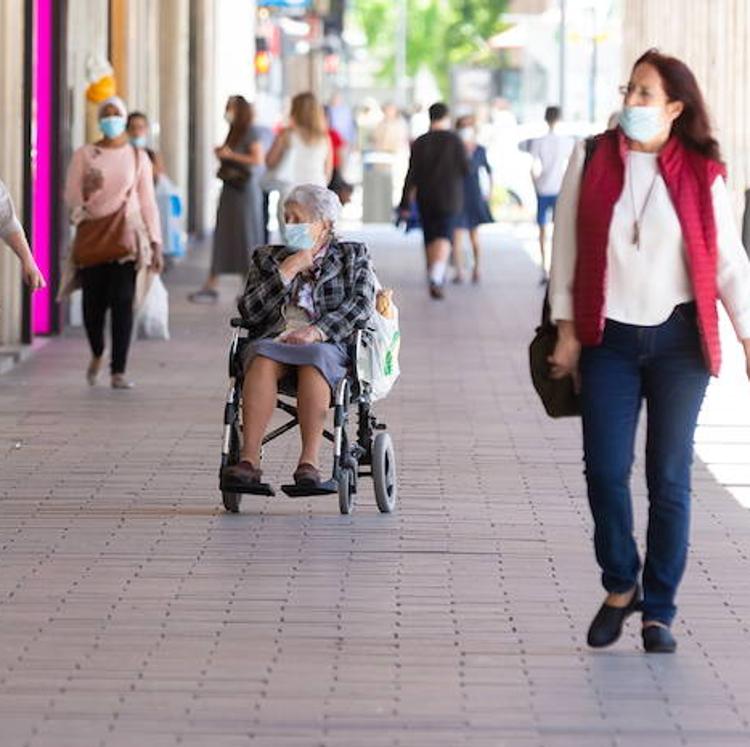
[237,240,376,343]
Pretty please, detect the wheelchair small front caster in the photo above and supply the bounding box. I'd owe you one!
[222,491,241,514]
[338,467,356,515]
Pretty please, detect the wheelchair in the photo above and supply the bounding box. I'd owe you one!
[219,317,398,516]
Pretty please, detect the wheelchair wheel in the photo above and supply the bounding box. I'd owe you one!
[222,490,241,514]
[373,432,397,513]
[338,466,355,515]
[221,418,242,514]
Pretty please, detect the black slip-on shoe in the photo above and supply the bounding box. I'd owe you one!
[642,625,676,654]
[587,586,641,648]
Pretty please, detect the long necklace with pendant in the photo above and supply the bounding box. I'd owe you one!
[628,156,659,250]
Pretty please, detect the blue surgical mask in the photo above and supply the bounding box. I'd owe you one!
[619,106,664,143]
[100,115,127,139]
[130,135,148,148]
[285,223,316,251]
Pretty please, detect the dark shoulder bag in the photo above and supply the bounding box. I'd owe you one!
[72,145,140,269]
[528,136,597,418]
[217,160,250,190]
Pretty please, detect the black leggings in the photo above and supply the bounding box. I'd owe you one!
[81,261,136,375]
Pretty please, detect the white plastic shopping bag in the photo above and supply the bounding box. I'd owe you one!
[358,280,400,401]
[137,275,170,340]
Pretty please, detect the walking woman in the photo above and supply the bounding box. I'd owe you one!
[549,50,750,653]
[64,96,163,389]
[190,95,265,303]
[452,114,493,284]
[265,92,333,234]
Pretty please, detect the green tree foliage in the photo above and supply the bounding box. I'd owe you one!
[353,0,508,94]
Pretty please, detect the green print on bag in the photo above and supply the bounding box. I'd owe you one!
[383,330,401,376]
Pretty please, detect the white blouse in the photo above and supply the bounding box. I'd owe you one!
[549,140,750,340]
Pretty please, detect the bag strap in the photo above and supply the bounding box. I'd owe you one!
[125,144,140,202]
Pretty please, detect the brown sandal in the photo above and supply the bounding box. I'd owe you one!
[293,462,322,487]
[223,460,263,487]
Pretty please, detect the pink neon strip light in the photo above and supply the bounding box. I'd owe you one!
[31,0,52,335]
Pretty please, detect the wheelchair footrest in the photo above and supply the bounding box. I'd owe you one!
[221,480,276,497]
[281,479,338,497]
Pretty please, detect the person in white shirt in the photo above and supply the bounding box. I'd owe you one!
[0,179,45,290]
[522,106,575,282]
[548,50,750,655]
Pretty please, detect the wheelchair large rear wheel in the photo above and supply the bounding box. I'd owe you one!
[373,432,397,513]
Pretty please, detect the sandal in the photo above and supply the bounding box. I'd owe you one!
[223,460,263,487]
[293,462,322,487]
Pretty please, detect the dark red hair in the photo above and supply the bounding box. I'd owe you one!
[634,49,721,162]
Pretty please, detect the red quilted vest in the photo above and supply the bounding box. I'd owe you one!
[574,128,726,375]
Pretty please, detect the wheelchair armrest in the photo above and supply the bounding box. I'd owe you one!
[230,317,253,329]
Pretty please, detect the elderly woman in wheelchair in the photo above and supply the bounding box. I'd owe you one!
[220,184,396,514]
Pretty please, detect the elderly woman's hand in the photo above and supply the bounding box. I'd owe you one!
[279,249,315,283]
[278,325,324,345]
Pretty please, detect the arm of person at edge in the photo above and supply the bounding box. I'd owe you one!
[712,175,750,380]
[547,140,585,388]
[136,153,164,273]
[0,180,45,290]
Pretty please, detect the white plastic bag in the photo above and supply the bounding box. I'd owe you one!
[358,287,400,401]
[137,275,170,340]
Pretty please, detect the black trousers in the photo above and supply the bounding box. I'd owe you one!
[80,261,136,375]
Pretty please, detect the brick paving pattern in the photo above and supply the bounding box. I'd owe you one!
[1,225,750,746]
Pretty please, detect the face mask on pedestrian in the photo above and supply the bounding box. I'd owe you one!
[224,110,234,125]
[619,105,664,143]
[458,127,475,143]
[285,223,316,252]
[130,135,148,148]
[99,115,127,139]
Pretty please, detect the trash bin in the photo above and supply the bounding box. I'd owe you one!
[362,151,394,224]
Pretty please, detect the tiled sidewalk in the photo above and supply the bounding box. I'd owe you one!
[1,224,750,746]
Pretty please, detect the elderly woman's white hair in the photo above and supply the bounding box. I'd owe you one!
[97,96,128,119]
[283,184,342,224]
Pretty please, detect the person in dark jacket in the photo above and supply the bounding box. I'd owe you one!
[399,102,467,299]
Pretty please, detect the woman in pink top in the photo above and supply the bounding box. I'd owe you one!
[64,96,163,389]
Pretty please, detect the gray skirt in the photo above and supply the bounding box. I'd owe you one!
[243,339,349,391]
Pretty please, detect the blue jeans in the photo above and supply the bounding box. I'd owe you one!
[579,304,710,625]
